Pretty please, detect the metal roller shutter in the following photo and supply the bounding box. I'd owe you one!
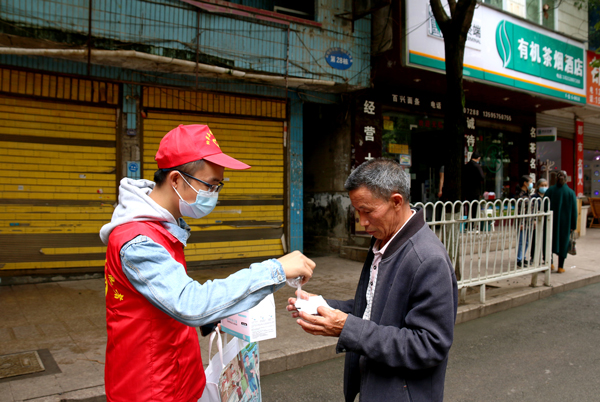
[584,122,600,151]
[536,113,574,139]
[143,111,285,266]
[0,95,117,273]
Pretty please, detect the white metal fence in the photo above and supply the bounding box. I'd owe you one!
[412,198,553,303]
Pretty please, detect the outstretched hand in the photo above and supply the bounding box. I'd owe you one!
[277,251,316,286]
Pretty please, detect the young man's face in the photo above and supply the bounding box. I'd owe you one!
[177,161,225,204]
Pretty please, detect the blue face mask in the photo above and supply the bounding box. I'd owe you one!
[173,173,218,219]
[538,186,548,194]
[528,182,533,190]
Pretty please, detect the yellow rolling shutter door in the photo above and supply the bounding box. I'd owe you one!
[0,95,117,273]
[143,112,285,266]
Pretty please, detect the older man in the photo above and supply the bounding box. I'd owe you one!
[288,158,458,402]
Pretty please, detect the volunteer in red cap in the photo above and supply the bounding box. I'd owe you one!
[100,124,315,402]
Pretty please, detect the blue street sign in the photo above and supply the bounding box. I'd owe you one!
[127,161,140,179]
[325,48,353,70]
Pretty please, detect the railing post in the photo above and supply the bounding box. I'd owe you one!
[460,288,467,304]
[544,198,552,286]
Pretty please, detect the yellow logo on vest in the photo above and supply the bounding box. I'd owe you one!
[105,273,124,301]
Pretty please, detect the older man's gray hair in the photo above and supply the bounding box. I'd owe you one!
[345,158,410,200]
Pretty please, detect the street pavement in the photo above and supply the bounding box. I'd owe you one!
[445,281,600,401]
[261,284,600,402]
[0,228,598,401]
[261,280,600,402]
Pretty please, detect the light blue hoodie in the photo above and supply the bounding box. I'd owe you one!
[100,178,286,327]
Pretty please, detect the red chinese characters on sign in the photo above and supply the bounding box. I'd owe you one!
[417,119,443,129]
[586,50,600,107]
[575,120,584,197]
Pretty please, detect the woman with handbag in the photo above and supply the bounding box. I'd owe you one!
[544,171,578,273]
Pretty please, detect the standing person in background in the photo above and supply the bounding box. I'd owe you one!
[530,178,549,265]
[434,163,446,223]
[515,175,532,199]
[100,124,315,402]
[462,152,484,202]
[516,175,533,267]
[437,165,445,200]
[463,152,485,224]
[544,170,578,273]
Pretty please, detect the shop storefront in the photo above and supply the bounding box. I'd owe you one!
[399,1,587,201]
[355,89,535,203]
[0,67,119,274]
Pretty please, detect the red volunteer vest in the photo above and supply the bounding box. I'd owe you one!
[104,221,205,402]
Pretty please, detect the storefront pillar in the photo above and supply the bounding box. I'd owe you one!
[289,96,303,252]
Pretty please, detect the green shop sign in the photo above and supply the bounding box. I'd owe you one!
[496,20,584,89]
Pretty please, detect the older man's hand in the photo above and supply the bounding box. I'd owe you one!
[287,290,315,318]
[297,307,348,337]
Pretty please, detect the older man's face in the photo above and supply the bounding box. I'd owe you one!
[349,186,405,245]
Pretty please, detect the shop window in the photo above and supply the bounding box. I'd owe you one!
[382,112,445,204]
[590,2,600,52]
[475,129,520,199]
[537,141,562,185]
[526,0,555,30]
[226,1,315,21]
[481,0,503,9]
[481,0,555,30]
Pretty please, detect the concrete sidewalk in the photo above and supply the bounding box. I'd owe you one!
[0,228,598,402]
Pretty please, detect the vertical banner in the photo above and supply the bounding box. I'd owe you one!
[529,126,537,180]
[575,120,584,197]
[587,50,600,107]
[354,97,382,167]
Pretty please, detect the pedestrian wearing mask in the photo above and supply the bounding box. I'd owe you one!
[530,178,549,264]
[516,175,533,199]
[100,124,315,402]
[544,170,578,273]
[516,175,533,267]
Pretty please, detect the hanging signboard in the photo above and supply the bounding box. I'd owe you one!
[388,143,409,154]
[406,1,586,104]
[325,48,353,70]
[586,50,600,107]
[575,120,584,197]
[536,127,557,142]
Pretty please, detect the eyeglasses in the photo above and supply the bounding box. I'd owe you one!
[164,169,225,193]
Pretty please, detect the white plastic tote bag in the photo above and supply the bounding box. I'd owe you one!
[198,328,262,402]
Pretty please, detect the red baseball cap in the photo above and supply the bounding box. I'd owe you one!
[155,124,251,170]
